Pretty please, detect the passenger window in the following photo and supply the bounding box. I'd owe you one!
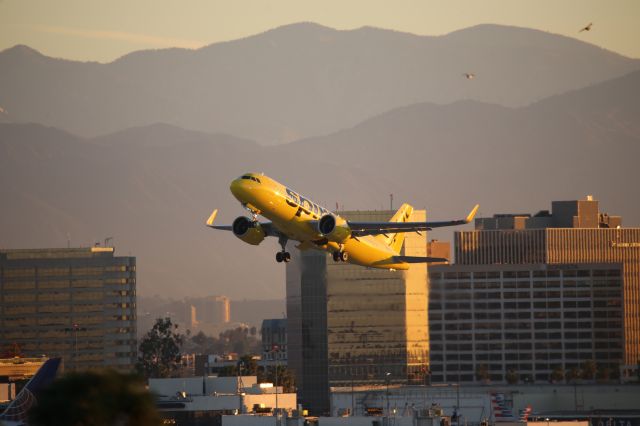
[241,175,251,180]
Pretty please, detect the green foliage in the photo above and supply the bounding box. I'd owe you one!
[28,370,160,426]
[551,366,565,383]
[262,365,296,393]
[217,355,260,377]
[566,366,581,382]
[505,369,518,385]
[136,317,184,378]
[188,327,261,356]
[475,364,490,382]
[580,360,597,381]
[596,364,612,381]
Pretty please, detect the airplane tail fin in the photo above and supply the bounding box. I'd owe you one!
[0,357,61,423]
[377,203,414,253]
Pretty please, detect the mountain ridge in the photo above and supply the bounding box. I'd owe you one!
[1,22,637,144]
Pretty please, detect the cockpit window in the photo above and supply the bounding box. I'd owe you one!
[240,175,261,183]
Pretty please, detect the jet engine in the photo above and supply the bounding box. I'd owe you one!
[317,214,351,243]
[232,216,265,245]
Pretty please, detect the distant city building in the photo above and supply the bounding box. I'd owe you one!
[261,319,287,362]
[286,209,428,415]
[194,296,231,324]
[429,196,638,384]
[0,247,137,372]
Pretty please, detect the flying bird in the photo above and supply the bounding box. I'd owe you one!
[463,73,475,80]
[579,22,593,32]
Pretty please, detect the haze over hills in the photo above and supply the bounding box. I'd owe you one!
[0,122,395,298]
[1,70,638,298]
[0,22,638,145]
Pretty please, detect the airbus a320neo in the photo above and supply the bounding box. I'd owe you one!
[206,173,478,270]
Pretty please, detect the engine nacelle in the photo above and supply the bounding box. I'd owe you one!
[317,214,351,243]
[232,216,265,246]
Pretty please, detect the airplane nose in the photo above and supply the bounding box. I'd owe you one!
[230,179,244,199]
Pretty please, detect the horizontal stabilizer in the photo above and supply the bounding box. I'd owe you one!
[395,256,449,264]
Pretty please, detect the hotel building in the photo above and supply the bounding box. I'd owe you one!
[0,247,137,372]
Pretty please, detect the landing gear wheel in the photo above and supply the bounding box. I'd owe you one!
[332,252,340,262]
[339,251,349,262]
[276,252,284,263]
[283,252,291,263]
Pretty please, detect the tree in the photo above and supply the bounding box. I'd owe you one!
[581,360,597,381]
[551,366,565,383]
[29,370,160,426]
[475,364,490,382]
[565,367,580,382]
[217,355,260,377]
[263,365,296,393]
[596,365,611,382]
[136,317,184,378]
[506,369,518,385]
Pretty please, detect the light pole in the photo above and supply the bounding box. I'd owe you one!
[64,323,86,370]
[272,344,280,423]
[385,372,391,418]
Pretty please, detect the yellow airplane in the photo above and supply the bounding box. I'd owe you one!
[206,173,479,270]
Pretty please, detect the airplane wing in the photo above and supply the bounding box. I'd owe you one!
[394,256,449,263]
[205,209,279,237]
[348,204,479,237]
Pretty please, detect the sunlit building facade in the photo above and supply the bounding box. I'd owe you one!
[429,262,624,384]
[286,209,428,415]
[0,247,137,372]
[455,197,640,365]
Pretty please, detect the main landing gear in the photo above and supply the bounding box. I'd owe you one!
[332,250,348,262]
[276,235,291,263]
[276,251,291,263]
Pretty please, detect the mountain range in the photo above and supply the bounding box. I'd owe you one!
[1,22,638,145]
[1,66,638,298]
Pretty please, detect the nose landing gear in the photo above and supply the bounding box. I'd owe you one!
[276,235,291,263]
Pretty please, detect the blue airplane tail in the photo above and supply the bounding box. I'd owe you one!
[0,357,61,424]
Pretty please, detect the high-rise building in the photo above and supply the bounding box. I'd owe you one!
[455,197,639,364]
[427,196,637,384]
[194,296,230,324]
[286,209,428,415]
[429,262,624,384]
[0,247,137,372]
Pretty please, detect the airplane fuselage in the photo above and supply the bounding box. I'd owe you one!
[229,173,412,269]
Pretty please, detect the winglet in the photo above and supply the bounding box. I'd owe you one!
[206,209,218,227]
[465,204,480,223]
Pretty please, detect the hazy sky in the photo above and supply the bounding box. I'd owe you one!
[1,0,638,62]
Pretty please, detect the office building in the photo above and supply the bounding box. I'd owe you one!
[0,247,137,371]
[427,197,637,384]
[261,318,287,363]
[428,262,624,384]
[455,196,640,365]
[286,209,428,415]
